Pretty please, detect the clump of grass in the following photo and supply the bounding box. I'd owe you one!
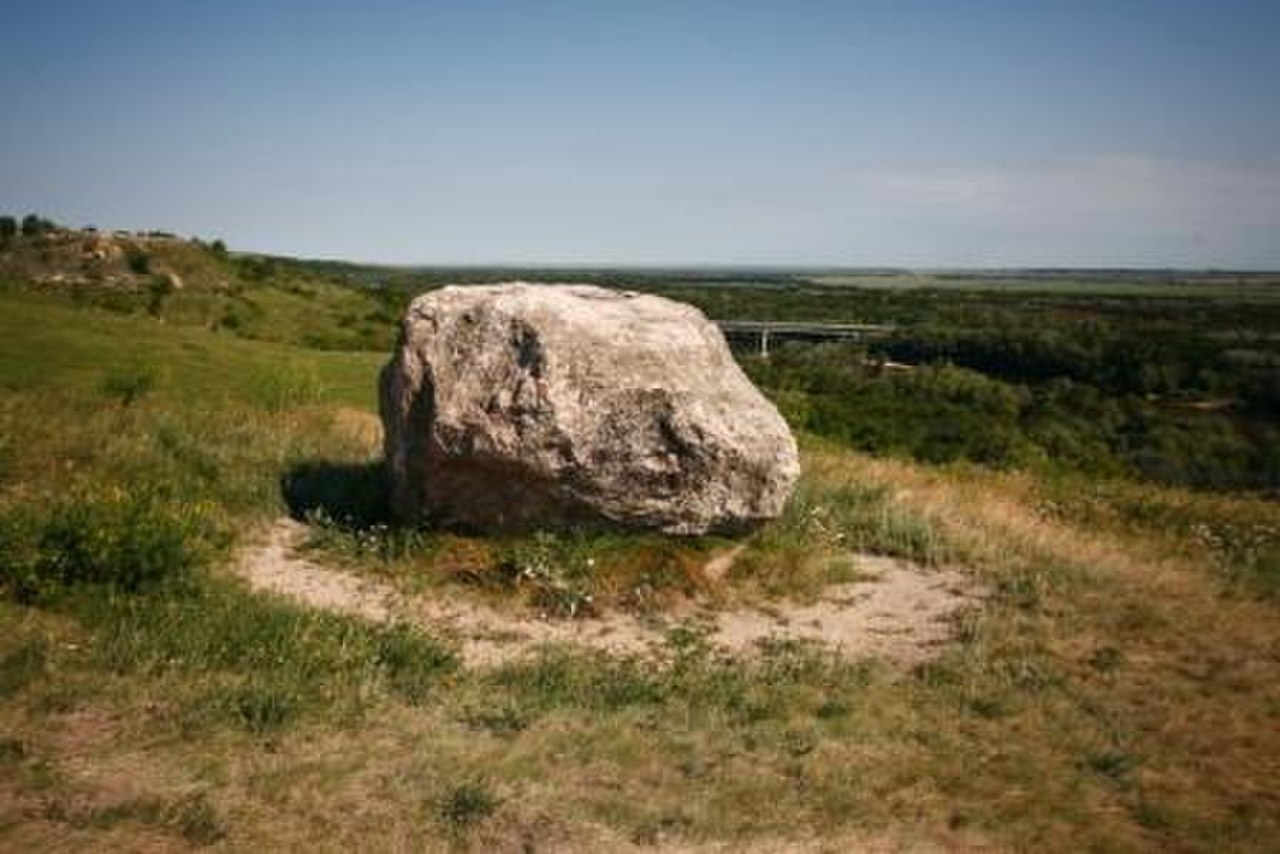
[74,579,458,733]
[375,621,459,705]
[1037,474,1280,599]
[231,681,301,735]
[249,363,326,411]
[99,362,157,406]
[60,791,225,846]
[0,490,220,603]
[735,475,951,597]
[437,780,500,832]
[479,635,871,729]
[497,531,599,617]
[0,637,47,697]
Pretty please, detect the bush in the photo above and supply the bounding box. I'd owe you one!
[127,249,152,275]
[437,780,499,830]
[0,491,214,602]
[100,363,157,405]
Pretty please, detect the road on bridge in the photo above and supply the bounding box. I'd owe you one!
[715,320,895,356]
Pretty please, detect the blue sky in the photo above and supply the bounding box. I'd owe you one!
[2,1,1278,267]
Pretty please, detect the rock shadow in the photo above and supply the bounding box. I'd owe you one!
[281,460,392,529]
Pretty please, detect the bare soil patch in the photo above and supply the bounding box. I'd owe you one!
[235,519,984,668]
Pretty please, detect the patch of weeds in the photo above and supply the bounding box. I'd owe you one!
[966,694,1014,720]
[489,650,666,715]
[100,363,157,406]
[459,702,533,735]
[87,797,168,830]
[1084,749,1135,784]
[31,682,94,714]
[1130,800,1174,831]
[0,737,27,764]
[374,622,459,705]
[994,654,1064,694]
[77,792,225,845]
[782,726,819,757]
[739,477,951,596]
[0,490,219,603]
[995,574,1045,611]
[437,780,499,831]
[1196,520,1280,600]
[304,510,430,566]
[824,483,948,563]
[815,697,851,720]
[1088,645,1125,673]
[631,811,693,846]
[449,528,716,617]
[169,792,226,846]
[0,637,46,696]
[232,681,300,735]
[498,531,598,618]
[75,580,456,733]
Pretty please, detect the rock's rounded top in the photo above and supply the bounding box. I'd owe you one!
[407,281,713,352]
[381,282,799,535]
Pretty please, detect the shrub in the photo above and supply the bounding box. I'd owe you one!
[0,491,214,602]
[147,275,175,317]
[127,249,152,275]
[100,363,157,405]
[437,781,500,830]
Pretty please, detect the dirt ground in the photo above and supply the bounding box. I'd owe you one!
[235,518,984,668]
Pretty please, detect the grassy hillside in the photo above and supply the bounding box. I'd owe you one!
[1,284,1278,850]
[0,227,406,352]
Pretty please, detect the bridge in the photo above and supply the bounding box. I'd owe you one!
[715,320,895,357]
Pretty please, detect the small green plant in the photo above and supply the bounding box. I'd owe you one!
[169,792,226,846]
[437,780,499,831]
[498,531,597,617]
[146,275,175,318]
[374,622,458,704]
[100,363,157,405]
[232,682,300,735]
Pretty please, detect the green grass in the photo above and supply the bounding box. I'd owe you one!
[0,289,1278,850]
[0,288,383,409]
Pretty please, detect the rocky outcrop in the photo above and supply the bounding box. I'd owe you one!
[379,283,799,535]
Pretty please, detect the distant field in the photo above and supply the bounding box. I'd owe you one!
[803,270,1280,298]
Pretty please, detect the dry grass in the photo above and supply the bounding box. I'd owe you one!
[6,445,1279,850]
[3,291,1279,851]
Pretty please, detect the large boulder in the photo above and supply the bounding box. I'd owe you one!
[379,283,799,535]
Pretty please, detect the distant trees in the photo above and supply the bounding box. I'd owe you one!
[20,213,57,236]
[744,330,1280,493]
[0,212,59,238]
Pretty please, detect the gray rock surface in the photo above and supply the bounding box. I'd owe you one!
[379,283,799,534]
